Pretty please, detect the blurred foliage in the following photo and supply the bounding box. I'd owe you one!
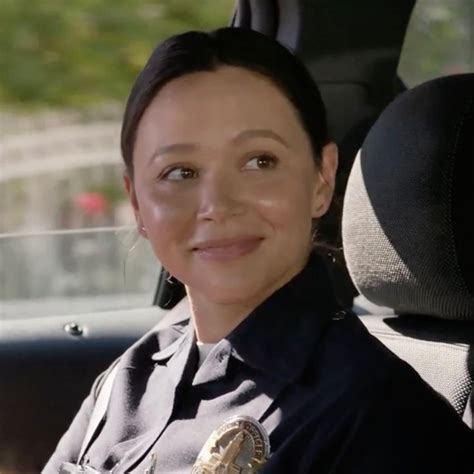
[398,0,474,86]
[0,0,472,109]
[0,0,234,109]
[92,182,125,205]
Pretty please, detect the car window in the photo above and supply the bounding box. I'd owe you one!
[398,0,474,87]
[0,1,234,320]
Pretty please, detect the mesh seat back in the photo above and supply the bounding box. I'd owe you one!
[360,314,474,426]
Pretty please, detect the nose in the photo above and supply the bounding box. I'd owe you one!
[197,170,243,222]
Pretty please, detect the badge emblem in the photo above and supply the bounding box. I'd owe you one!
[192,415,271,473]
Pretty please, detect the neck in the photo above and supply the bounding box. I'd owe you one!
[186,256,309,343]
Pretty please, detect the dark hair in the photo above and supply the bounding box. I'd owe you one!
[120,27,329,176]
[121,28,345,306]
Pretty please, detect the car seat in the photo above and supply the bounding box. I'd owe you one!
[342,74,474,427]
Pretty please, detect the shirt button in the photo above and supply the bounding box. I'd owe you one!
[332,310,347,321]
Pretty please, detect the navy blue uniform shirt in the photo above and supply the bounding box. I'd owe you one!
[44,254,474,473]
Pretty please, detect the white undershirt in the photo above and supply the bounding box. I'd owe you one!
[196,341,216,368]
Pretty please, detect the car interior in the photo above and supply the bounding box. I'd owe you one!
[1,0,472,472]
[343,73,474,427]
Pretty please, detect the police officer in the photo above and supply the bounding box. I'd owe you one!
[44,28,474,473]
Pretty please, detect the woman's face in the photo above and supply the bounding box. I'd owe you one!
[126,66,337,305]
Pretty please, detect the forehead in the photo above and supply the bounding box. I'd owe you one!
[135,66,309,149]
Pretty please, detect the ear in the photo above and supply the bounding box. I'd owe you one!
[123,172,148,238]
[311,142,338,218]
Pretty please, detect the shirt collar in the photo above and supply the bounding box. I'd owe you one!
[151,322,198,387]
[150,252,340,383]
[227,252,340,382]
[150,297,192,363]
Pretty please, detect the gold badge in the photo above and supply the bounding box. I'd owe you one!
[192,416,271,473]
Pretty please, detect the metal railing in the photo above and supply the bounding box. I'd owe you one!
[1,121,122,181]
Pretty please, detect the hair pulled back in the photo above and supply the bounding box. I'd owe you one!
[121,27,329,176]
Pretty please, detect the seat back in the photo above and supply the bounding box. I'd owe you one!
[360,314,474,426]
[342,74,474,426]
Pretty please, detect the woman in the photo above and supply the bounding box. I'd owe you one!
[44,28,473,473]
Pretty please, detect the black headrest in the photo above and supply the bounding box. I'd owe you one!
[342,74,474,321]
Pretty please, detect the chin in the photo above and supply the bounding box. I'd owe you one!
[194,277,268,306]
[180,246,300,305]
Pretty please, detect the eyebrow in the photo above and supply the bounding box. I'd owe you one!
[148,128,289,163]
[148,143,198,163]
[232,129,290,148]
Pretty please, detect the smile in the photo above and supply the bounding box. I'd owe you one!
[192,237,264,262]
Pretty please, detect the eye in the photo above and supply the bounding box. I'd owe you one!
[161,166,198,181]
[244,154,277,170]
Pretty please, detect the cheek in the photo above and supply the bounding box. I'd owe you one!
[251,175,314,236]
[135,185,195,254]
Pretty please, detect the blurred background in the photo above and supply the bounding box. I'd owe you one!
[0,0,234,318]
[0,0,472,318]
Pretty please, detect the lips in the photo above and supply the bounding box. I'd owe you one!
[192,236,264,261]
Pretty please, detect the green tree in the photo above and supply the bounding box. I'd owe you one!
[0,0,234,109]
[398,0,474,86]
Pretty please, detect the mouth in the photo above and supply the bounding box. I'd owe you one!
[192,236,264,262]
